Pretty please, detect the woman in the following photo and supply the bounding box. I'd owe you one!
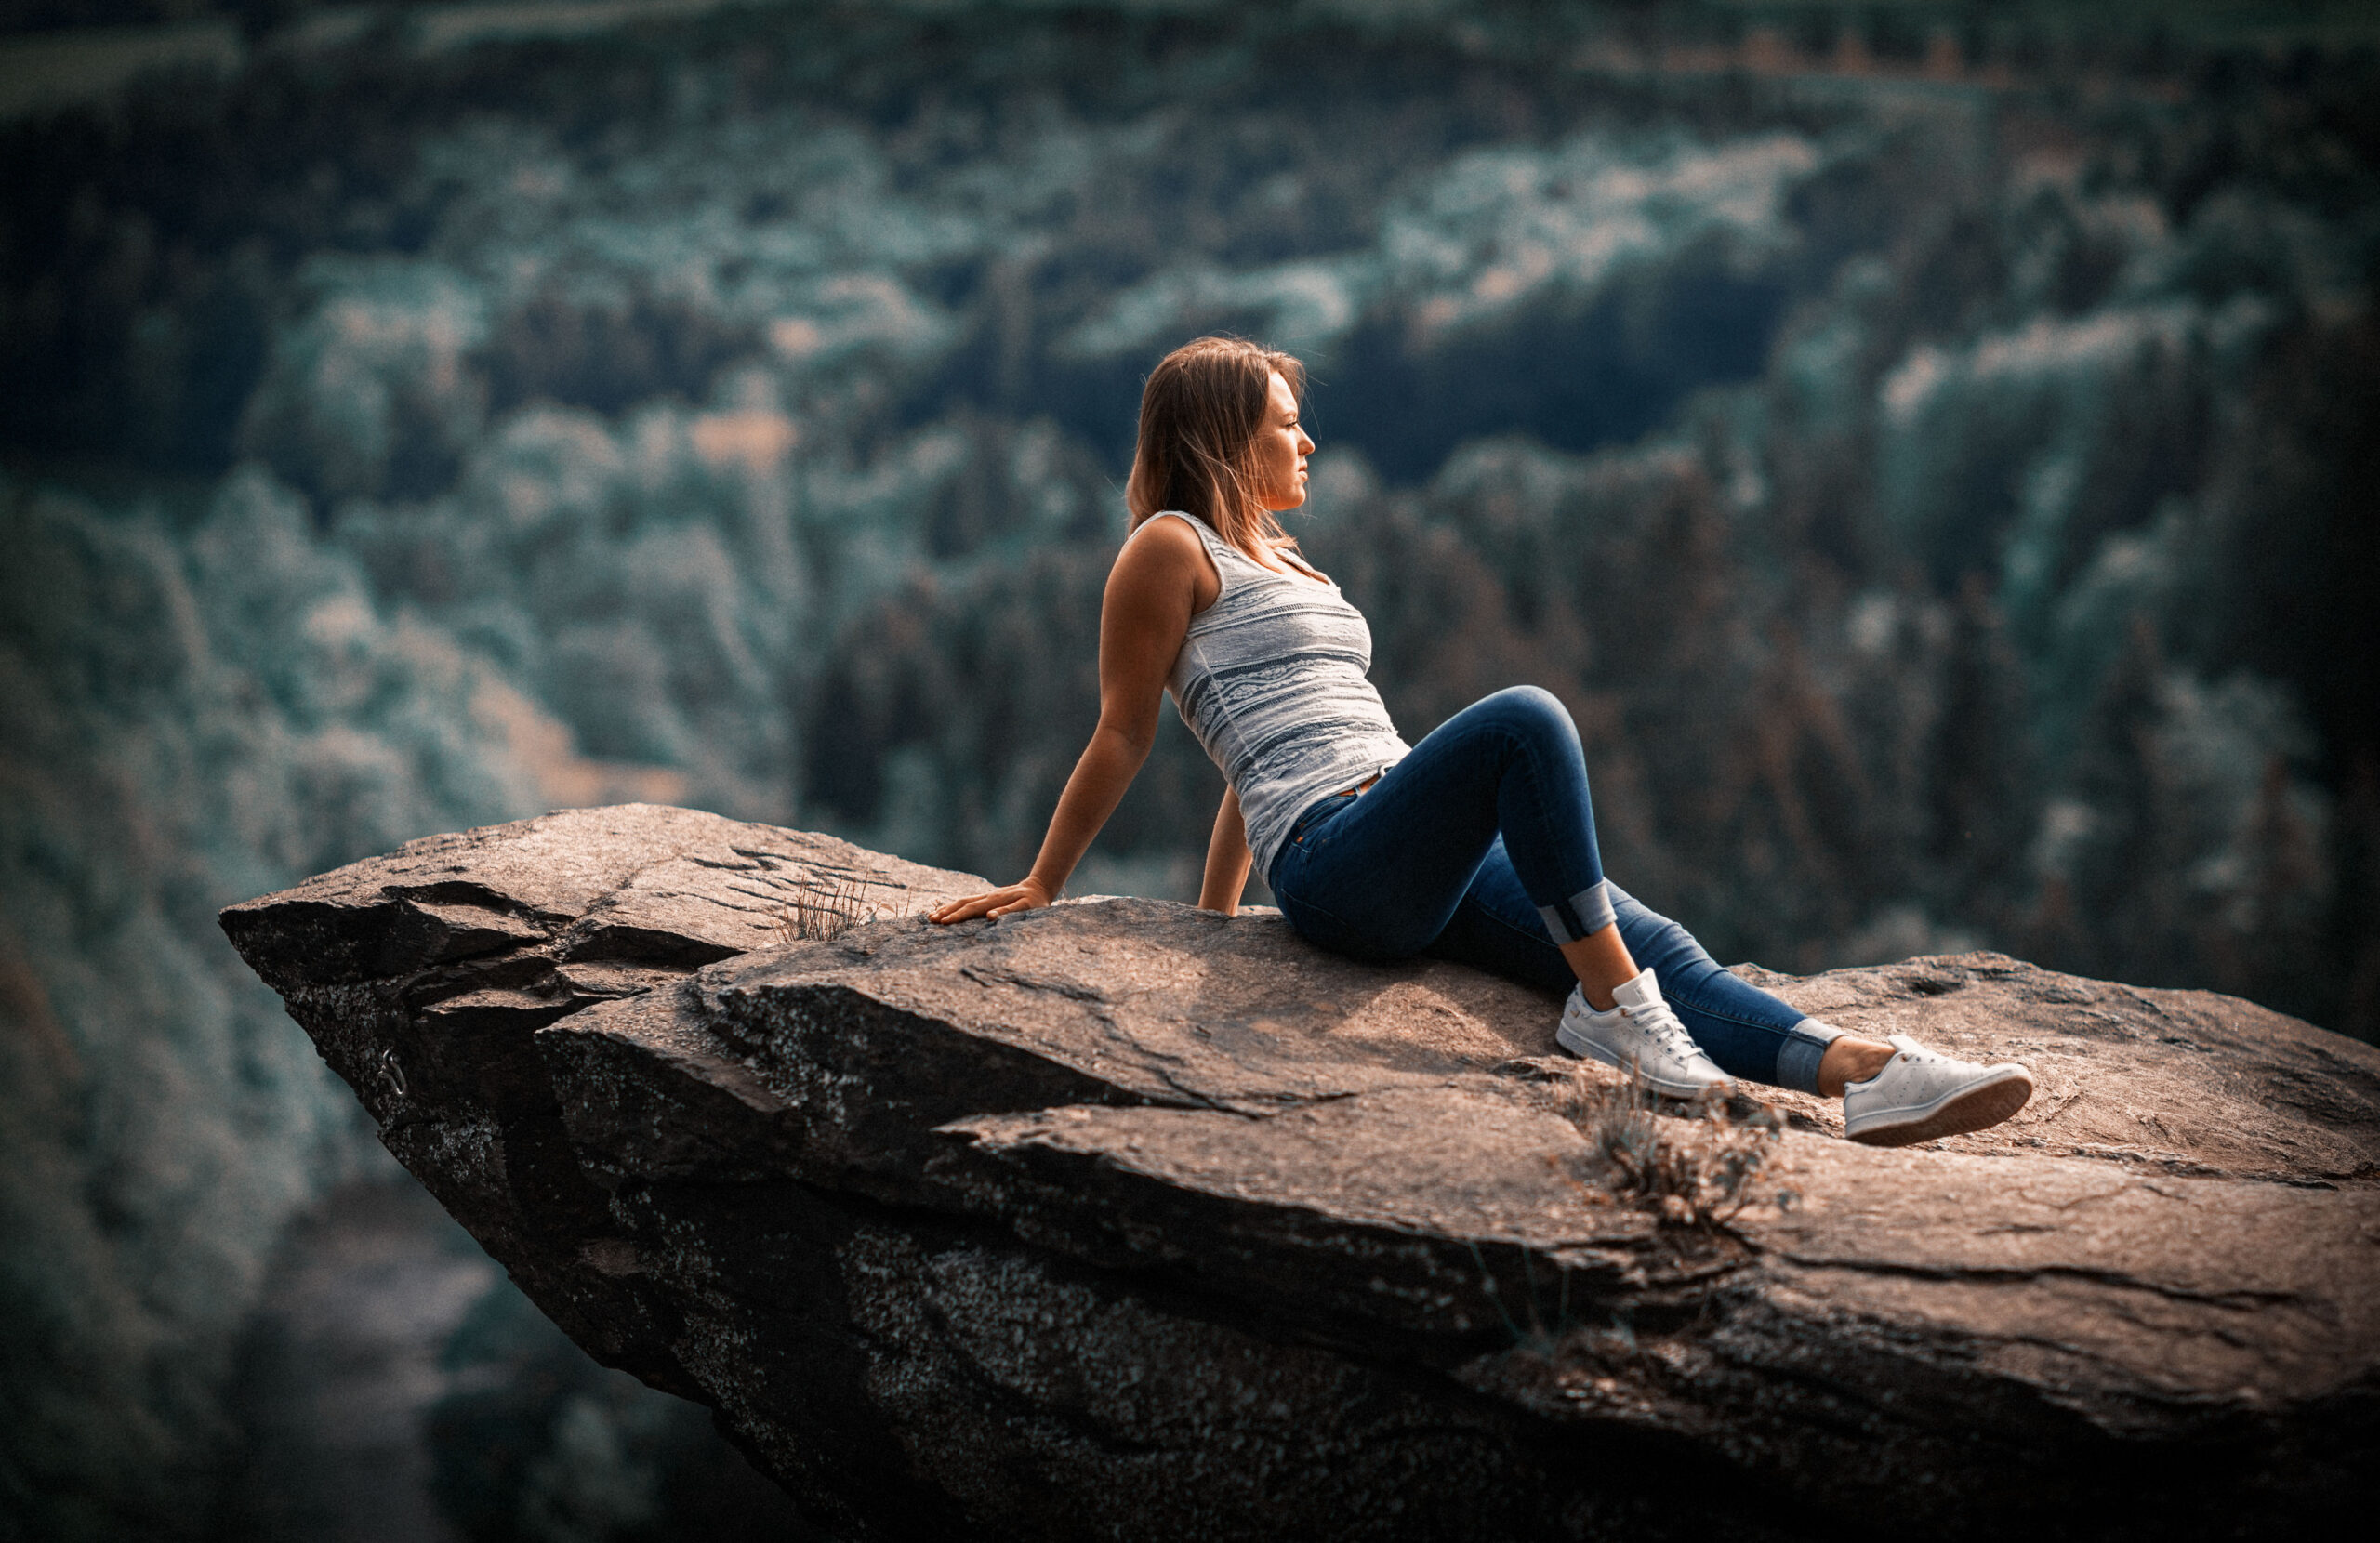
[930,336,2032,1144]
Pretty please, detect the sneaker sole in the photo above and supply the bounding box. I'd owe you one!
[1554,1021,1732,1100]
[1846,1066,2033,1147]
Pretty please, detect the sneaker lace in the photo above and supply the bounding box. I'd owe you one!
[1888,1039,1970,1073]
[1621,998,1699,1062]
[1871,1038,1990,1094]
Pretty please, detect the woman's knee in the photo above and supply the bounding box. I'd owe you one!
[1471,684,1578,748]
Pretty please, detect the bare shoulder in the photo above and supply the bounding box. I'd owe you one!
[1118,511,1202,567]
[1115,513,1220,610]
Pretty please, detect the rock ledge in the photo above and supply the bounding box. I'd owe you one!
[221,805,2380,1540]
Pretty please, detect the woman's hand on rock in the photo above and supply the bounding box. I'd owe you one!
[928,877,1054,924]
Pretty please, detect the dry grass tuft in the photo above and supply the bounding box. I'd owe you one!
[772,868,886,943]
[1560,1068,1784,1229]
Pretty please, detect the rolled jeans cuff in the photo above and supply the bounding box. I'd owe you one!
[1535,880,1616,943]
[1774,1019,1845,1096]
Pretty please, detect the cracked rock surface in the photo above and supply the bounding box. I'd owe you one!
[222,804,2380,1540]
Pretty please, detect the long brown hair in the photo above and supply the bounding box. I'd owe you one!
[1125,336,1307,560]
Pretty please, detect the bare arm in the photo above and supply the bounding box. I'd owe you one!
[930,520,1210,923]
[1197,785,1252,915]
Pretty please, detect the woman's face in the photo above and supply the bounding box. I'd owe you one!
[1250,370,1315,511]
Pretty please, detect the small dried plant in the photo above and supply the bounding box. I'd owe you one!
[1561,1066,1784,1230]
[773,868,885,943]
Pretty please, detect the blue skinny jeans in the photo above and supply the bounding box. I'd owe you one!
[1266,686,1840,1094]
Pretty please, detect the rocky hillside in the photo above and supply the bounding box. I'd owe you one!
[223,805,2380,1541]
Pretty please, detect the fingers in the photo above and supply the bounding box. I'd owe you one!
[928,892,996,924]
[928,886,1043,924]
[927,873,1056,925]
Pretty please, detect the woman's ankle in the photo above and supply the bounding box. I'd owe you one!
[1818,1035,1897,1098]
[1557,925,1637,1010]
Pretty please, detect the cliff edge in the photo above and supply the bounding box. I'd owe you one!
[220,804,2380,1540]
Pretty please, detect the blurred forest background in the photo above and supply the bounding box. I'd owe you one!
[4,1,2376,1539]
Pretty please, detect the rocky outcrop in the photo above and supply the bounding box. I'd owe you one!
[221,804,2380,1541]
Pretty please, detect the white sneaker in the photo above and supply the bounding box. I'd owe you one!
[1843,1035,2033,1146]
[1555,968,1732,1099]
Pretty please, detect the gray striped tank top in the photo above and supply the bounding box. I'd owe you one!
[1149,511,1411,883]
